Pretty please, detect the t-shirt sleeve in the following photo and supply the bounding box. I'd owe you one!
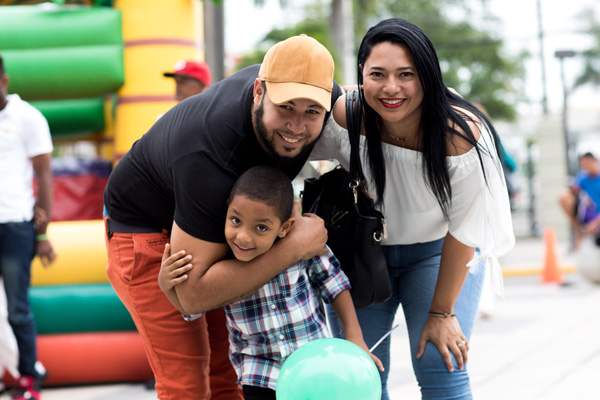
[309,116,350,166]
[172,153,236,243]
[330,80,343,108]
[23,105,52,158]
[447,124,515,297]
[574,171,586,189]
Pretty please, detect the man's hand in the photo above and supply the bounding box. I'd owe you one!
[36,239,56,268]
[287,200,328,260]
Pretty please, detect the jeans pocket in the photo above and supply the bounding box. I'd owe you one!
[130,233,169,286]
[6,221,35,239]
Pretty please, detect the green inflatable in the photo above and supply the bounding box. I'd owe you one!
[31,97,105,138]
[30,283,136,334]
[0,6,124,100]
[0,5,123,138]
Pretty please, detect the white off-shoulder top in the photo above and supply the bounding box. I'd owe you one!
[310,116,516,297]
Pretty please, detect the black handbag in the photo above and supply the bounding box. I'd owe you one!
[302,89,391,309]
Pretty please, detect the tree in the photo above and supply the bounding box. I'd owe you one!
[234,4,345,84]
[574,8,600,88]
[234,0,526,120]
[362,0,526,121]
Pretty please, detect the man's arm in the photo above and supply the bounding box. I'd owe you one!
[172,200,328,314]
[31,153,56,267]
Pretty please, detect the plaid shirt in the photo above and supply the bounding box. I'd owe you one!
[216,247,350,390]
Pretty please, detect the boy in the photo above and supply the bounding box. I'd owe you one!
[159,166,382,400]
[559,152,600,249]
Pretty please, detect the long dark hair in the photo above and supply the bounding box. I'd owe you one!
[357,18,502,219]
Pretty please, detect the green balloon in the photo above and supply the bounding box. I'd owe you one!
[276,338,381,400]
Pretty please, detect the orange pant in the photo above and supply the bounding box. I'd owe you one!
[105,225,242,400]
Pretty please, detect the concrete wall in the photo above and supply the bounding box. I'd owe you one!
[536,113,571,242]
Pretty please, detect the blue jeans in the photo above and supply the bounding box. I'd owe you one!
[328,238,484,400]
[0,221,39,377]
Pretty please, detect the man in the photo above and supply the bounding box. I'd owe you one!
[0,54,56,400]
[559,152,600,249]
[103,35,342,399]
[163,59,211,102]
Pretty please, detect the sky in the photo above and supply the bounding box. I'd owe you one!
[223,0,600,116]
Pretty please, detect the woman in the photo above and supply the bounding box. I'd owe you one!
[310,18,515,399]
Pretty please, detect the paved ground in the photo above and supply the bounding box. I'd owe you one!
[2,235,599,400]
[388,266,600,400]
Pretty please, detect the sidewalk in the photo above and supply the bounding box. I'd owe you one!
[387,234,600,399]
[3,235,599,400]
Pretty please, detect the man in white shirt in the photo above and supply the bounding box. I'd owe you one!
[0,54,56,400]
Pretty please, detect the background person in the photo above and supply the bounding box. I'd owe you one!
[163,59,211,102]
[0,54,56,400]
[159,166,382,400]
[103,35,342,399]
[558,152,600,249]
[310,18,515,399]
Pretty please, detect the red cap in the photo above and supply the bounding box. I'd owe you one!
[163,60,211,87]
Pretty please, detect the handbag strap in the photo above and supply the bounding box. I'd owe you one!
[345,89,366,184]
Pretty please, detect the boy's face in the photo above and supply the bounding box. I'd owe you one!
[225,195,293,262]
[580,157,599,176]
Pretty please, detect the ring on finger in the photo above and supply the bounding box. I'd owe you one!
[457,340,466,348]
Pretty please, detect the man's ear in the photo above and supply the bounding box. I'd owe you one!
[278,218,295,238]
[253,78,264,102]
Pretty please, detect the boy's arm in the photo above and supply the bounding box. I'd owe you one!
[172,201,329,314]
[331,290,384,371]
[330,290,363,341]
[158,243,193,315]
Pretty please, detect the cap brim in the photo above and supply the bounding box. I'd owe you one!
[163,72,175,77]
[265,81,331,112]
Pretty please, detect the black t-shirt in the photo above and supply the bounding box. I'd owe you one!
[104,65,342,243]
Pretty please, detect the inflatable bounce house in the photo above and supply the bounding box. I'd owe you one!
[1,0,206,387]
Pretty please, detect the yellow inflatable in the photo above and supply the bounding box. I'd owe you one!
[32,220,108,287]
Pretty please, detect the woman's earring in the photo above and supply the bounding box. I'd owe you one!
[359,84,364,90]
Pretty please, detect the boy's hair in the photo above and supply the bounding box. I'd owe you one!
[580,152,596,161]
[0,55,5,77]
[227,166,294,223]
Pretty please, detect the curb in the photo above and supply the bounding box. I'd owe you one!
[502,264,578,277]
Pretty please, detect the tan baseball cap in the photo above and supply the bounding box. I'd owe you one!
[258,34,334,111]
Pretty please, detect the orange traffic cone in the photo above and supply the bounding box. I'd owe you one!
[541,227,564,284]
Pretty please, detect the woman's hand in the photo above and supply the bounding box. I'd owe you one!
[416,316,469,372]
